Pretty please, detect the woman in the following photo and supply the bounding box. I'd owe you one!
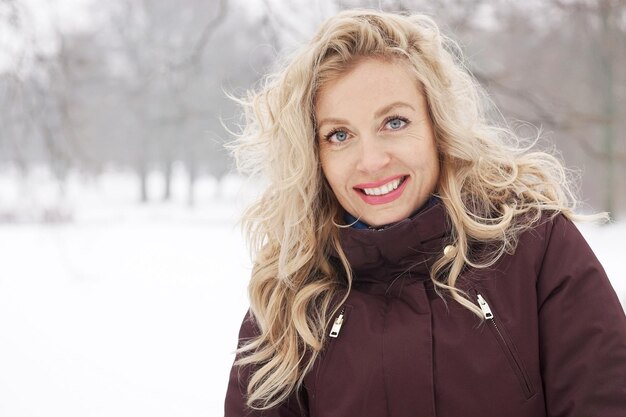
[224,9,626,417]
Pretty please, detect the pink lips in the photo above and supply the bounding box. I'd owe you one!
[353,175,409,205]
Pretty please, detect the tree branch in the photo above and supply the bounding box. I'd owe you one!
[174,0,229,70]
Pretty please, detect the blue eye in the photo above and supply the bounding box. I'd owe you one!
[387,117,407,130]
[334,131,348,141]
[325,129,349,143]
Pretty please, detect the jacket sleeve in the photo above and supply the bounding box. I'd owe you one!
[224,310,309,417]
[536,214,626,417]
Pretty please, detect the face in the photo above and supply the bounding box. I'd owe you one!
[315,57,440,227]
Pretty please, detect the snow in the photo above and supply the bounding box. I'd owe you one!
[0,169,253,417]
[0,169,623,417]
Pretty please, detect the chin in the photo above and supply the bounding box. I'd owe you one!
[363,210,409,227]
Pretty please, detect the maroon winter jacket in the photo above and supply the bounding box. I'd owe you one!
[224,200,626,416]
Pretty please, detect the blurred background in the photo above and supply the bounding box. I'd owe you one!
[0,0,624,416]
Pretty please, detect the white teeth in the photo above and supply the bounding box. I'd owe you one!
[362,178,403,196]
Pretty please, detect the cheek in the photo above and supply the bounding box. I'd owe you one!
[319,152,345,189]
[407,145,439,186]
[424,149,441,186]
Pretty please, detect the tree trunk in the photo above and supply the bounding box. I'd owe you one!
[187,162,196,207]
[600,5,616,218]
[139,165,148,203]
[162,160,172,201]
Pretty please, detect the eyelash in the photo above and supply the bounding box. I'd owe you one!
[322,115,411,143]
[383,114,411,129]
[324,128,345,142]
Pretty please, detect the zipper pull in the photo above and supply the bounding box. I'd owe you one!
[329,308,345,338]
[477,294,494,320]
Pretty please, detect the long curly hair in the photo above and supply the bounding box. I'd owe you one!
[229,8,604,410]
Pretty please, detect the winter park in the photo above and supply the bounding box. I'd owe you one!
[1,1,625,416]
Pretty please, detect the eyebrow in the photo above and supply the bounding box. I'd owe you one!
[317,101,416,129]
[374,101,416,118]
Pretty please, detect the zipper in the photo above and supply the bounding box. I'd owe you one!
[477,294,493,319]
[476,293,535,399]
[316,305,351,411]
[329,308,345,338]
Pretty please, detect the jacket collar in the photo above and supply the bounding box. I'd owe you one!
[334,197,452,289]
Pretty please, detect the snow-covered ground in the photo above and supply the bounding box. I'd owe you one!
[0,168,624,417]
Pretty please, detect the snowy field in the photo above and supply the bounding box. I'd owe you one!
[0,168,624,417]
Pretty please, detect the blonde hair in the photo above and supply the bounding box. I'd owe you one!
[230,9,605,410]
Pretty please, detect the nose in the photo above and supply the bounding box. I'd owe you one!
[355,135,391,174]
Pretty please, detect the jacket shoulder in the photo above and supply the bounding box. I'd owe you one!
[531,212,626,415]
[532,212,608,300]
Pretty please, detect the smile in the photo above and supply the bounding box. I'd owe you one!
[354,175,409,205]
[361,177,404,196]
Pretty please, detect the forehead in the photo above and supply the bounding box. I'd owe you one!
[315,57,423,120]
